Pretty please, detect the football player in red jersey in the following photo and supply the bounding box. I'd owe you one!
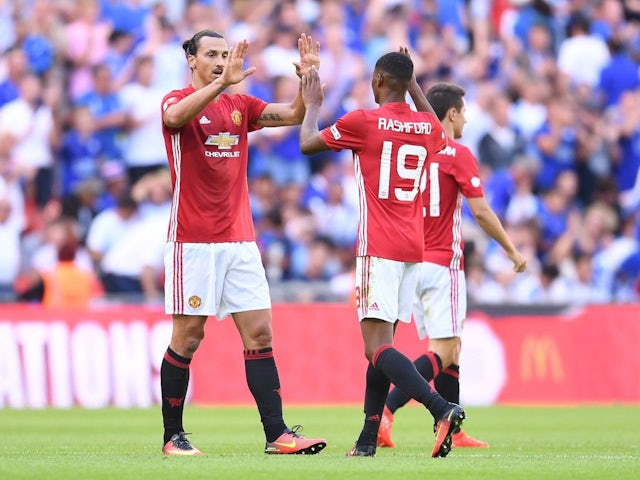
[300,54,465,458]
[158,30,326,456]
[378,82,527,450]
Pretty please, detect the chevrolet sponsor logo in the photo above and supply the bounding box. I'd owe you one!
[205,132,239,149]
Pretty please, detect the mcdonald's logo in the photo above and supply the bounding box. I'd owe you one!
[520,336,564,382]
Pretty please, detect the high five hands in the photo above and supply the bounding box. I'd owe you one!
[220,39,257,86]
[295,33,320,79]
[300,65,324,108]
[221,34,319,86]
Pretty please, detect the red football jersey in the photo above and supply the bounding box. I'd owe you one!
[421,139,484,269]
[161,88,267,242]
[321,103,446,262]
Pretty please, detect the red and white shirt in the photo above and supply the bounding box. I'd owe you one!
[161,88,267,242]
[321,103,446,262]
[422,139,484,270]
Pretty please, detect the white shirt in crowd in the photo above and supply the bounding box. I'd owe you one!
[0,98,54,169]
[557,33,610,87]
[0,179,24,285]
[119,82,166,167]
[101,214,167,278]
[86,208,140,259]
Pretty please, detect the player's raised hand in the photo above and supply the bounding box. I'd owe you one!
[397,44,437,116]
[300,65,324,107]
[398,45,412,60]
[398,45,418,83]
[294,33,320,79]
[220,39,256,86]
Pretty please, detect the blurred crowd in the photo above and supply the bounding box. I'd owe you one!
[0,0,639,307]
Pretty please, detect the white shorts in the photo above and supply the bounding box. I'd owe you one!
[164,241,271,319]
[355,256,420,324]
[413,262,467,340]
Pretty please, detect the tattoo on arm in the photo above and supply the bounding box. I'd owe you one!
[259,112,283,122]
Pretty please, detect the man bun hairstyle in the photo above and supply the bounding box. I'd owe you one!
[375,52,413,84]
[426,83,466,121]
[182,30,224,57]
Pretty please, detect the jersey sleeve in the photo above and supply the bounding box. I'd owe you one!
[160,89,188,132]
[452,145,484,198]
[161,89,187,114]
[237,94,268,132]
[320,110,366,152]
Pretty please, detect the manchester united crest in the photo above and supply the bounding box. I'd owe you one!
[188,295,202,309]
[231,109,242,126]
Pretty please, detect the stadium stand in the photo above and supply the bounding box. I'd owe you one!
[0,0,638,305]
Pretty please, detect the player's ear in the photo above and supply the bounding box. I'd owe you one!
[187,54,196,70]
[374,71,383,87]
[447,107,457,123]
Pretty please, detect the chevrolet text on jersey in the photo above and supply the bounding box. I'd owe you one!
[377,117,433,134]
[205,151,241,157]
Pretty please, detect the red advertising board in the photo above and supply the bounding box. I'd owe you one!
[490,305,640,404]
[0,303,638,408]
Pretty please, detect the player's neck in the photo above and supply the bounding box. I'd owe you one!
[442,122,455,140]
[377,88,408,106]
[379,96,407,106]
[192,78,207,90]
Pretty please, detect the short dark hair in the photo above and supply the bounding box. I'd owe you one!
[91,63,110,77]
[374,52,413,84]
[108,29,130,43]
[115,191,137,210]
[182,30,224,57]
[57,241,78,262]
[426,83,466,121]
[567,12,591,36]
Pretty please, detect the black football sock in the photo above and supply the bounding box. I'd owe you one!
[161,347,191,444]
[386,352,443,413]
[244,348,287,442]
[435,364,460,404]
[357,363,391,447]
[373,345,450,420]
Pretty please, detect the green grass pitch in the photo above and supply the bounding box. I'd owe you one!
[1,405,638,479]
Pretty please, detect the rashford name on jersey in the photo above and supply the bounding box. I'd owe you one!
[377,117,434,134]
